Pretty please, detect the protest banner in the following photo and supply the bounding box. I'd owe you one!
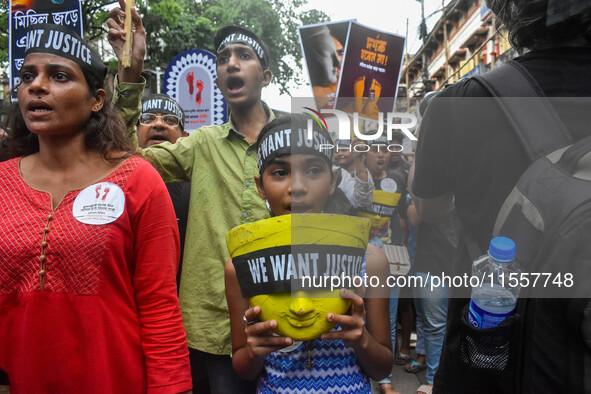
[298,20,353,111]
[9,0,83,101]
[164,49,228,132]
[335,21,405,123]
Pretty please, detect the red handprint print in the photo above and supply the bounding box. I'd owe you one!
[196,80,204,106]
[187,72,195,95]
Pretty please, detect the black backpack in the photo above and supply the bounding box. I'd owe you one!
[456,60,591,393]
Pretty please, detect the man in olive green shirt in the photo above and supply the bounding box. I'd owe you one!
[108,7,275,393]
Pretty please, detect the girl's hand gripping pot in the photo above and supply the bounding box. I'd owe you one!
[226,213,370,341]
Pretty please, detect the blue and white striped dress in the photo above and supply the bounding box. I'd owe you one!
[257,260,372,393]
[257,335,373,393]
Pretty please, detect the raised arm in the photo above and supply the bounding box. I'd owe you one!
[107,0,146,84]
[106,0,194,183]
[107,0,146,144]
[352,153,374,209]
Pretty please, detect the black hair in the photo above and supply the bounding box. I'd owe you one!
[389,130,405,144]
[8,85,135,164]
[487,0,591,51]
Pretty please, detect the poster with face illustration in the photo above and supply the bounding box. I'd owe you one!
[164,49,228,132]
[298,20,354,111]
[9,0,83,101]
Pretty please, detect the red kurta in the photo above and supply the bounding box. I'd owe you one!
[0,156,192,393]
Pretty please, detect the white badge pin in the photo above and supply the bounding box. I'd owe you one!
[380,178,398,193]
[73,182,125,225]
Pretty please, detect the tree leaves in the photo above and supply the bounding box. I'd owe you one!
[0,0,327,92]
[136,0,328,94]
[0,0,8,68]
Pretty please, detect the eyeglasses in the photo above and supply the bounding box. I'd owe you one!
[139,113,180,127]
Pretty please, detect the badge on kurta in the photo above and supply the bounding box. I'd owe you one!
[73,182,125,225]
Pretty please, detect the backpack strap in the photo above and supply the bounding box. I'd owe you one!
[473,60,573,161]
[556,133,591,174]
[463,60,573,258]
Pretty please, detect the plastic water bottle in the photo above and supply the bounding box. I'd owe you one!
[468,237,520,329]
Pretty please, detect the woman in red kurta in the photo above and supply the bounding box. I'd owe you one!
[0,23,192,393]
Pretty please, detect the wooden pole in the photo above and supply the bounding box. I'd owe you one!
[121,0,135,68]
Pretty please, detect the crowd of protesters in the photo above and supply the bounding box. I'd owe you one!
[0,0,590,393]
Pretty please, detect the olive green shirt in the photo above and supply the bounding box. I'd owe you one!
[113,77,272,354]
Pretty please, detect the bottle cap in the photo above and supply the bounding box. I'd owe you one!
[488,237,516,262]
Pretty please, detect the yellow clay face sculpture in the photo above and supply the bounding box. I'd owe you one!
[226,214,371,341]
[249,290,351,341]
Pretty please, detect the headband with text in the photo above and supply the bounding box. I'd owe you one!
[257,121,334,174]
[24,23,106,89]
[142,94,186,129]
[215,26,269,69]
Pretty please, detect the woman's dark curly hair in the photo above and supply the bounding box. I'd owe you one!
[487,0,591,51]
[7,83,135,163]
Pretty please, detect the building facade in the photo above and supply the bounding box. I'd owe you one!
[404,0,516,98]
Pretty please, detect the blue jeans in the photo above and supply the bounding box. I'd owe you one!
[378,285,401,385]
[413,271,449,384]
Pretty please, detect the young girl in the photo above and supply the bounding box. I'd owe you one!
[224,114,393,392]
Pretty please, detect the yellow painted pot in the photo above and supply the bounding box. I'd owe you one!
[226,214,370,340]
